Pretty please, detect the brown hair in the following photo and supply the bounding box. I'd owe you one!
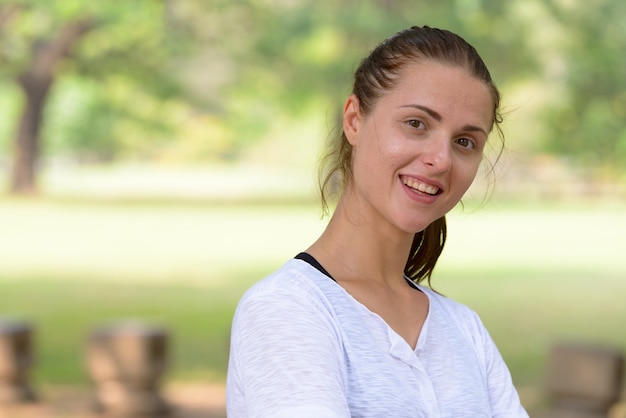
[319,25,503,286]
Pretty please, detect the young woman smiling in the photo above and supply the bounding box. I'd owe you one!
[227,26,529,418]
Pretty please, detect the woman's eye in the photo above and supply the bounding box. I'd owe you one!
[456,137,475,149]
[406,119,425,129]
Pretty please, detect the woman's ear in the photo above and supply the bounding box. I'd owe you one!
[343,94,361,145]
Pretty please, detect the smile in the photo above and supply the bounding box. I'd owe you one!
[401,176,441,196]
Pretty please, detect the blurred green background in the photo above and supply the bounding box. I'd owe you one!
[1,0,625,412]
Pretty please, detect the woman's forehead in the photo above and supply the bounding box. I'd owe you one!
[376,61,494,125]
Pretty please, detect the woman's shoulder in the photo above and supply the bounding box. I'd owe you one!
[230,258,346,341]
[236,258,337,309]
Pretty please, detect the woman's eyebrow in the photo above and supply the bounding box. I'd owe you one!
[463,125,489,137]
[401,104,441,121]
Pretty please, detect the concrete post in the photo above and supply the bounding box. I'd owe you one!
[86,322,170,416]
[545,343,624,417]
[0,319,36,404]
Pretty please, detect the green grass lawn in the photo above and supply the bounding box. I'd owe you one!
[1,196,625,401]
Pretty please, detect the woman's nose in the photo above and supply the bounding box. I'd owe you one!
[420,136,452,173]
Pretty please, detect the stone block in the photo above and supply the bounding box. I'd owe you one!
[545,343,624,414]
[86,322,170,416]
[0,318,36,404]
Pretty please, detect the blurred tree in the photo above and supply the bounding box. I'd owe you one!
[175,0,535,153]
[0,1,188,194]
[540,0,626,175]
[0,2,94,193]
[0,0,541,194]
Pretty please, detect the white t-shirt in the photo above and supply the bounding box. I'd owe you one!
[227,258,529,418]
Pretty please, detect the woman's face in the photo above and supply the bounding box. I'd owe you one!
[342,59,494,235]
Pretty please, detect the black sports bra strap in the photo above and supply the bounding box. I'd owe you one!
[294,252,335,281]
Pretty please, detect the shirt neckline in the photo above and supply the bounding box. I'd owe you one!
[293,253,431,353]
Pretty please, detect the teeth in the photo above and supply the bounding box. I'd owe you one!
[402,177,440,195]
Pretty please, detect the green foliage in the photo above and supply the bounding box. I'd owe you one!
[187,0,539,152]
[0,0,195,162]
[1,0,625,172]
[45,76,180,161]
[539,0,626,174]
[0,82,20,151]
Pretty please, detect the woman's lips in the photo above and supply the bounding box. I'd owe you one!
[401,176,441,195]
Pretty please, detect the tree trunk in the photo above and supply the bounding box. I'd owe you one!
[8,18,96,195]
[10,73,53,194]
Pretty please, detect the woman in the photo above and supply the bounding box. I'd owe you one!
[227,26,529,417]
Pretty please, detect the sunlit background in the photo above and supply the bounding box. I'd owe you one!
[0,0,625,415]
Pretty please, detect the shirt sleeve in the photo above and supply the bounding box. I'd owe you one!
[226,282,351,418]
[472,313,530,418]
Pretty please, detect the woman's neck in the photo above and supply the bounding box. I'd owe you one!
[307,198,414,288]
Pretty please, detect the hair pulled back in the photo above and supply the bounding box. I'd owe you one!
[319,25,503,286]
